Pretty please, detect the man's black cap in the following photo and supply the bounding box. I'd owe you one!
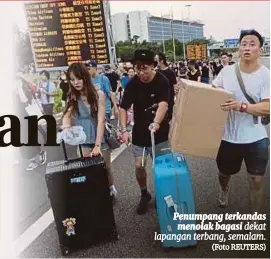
[133,49,155,64]
[104,64,111,71]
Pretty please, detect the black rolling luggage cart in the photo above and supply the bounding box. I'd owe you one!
[45,142,118,256]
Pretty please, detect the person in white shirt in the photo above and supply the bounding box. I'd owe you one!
[212,29,270,213]
[15,75,47,171]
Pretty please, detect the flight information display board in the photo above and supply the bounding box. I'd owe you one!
[25,0,110,71]
[186,44,207,60]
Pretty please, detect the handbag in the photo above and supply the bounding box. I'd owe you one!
[235,64,270,125]
[25,98,44,117]
[80,99,121,150]
[104,120,121,150]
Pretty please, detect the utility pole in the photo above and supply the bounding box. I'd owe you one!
[185,4,192,42]
[181,9,186,60]
[170,7,176,62]
[161,12,165,53]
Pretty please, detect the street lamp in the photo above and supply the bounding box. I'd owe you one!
[170,7,176,62]
[160,12,165,53]
[185,4,192,42]
[181,9,186,60]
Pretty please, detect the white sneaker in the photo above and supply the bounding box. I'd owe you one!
[39,151,47,165]
[110,185,117,205]
[218,186,229,207]
[26,161,39,171]
[110,185,118,197]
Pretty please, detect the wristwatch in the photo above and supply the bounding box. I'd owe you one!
[121,127,128,134]
[240,102,248,113]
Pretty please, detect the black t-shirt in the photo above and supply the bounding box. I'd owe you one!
[105,72,120,92]
[120,72,170,147]
[216,65,223,75]
[201,66,209,78]
[59,80,69,101]
[157,68,177,120]
[179,66,188,76]
[187,70,201,81]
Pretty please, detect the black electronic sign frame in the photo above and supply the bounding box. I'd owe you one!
[24,0,115,71]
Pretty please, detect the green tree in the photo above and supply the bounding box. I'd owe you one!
[163,39,185,59]
[186,38,208,45]
[115,40,163,61]
[116,44,136,61]
[53,88,63,114]
[14,26,34,70]
[132,35,140,44]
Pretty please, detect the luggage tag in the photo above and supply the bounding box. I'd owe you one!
[164,195,178,216]
[164,195,178,233]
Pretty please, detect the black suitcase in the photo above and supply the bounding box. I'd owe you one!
[45,142,118,256]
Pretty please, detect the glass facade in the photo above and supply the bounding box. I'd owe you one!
[148,16,204,43]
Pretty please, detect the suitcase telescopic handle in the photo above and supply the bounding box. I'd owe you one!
[151,130,156,167]
[58,128,84,164]
[61,141,84,164]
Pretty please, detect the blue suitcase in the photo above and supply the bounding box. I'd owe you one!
[151,132,197,249]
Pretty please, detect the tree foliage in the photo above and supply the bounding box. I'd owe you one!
[116,38,188,61]
[14,25,34,70]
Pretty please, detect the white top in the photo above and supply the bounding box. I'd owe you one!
[16,79,28,104]
[212,63,270,144]
[38,81,56,105]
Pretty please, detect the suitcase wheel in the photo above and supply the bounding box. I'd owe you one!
[111,229,120,241]
[60,245,69,256]
[161,244,170,253]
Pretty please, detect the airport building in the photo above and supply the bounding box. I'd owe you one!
[112,11,205,43]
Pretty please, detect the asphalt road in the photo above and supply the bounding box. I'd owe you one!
[14,58,270,258]
[14,126,270,258]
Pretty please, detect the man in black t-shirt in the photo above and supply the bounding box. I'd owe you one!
[120,49,170,215]
[201,62,210,84]
[104,65,121,92]
[104,65,121,118]
[228,53,235,65]
[155,53,177,121]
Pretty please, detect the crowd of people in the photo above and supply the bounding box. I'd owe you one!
[15,29,269,216]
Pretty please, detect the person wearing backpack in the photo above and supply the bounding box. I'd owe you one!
[212,29,270,214]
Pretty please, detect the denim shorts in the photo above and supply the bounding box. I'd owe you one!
[216,138,269,176]
[132,141,170,159]
[132,145,153,159]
